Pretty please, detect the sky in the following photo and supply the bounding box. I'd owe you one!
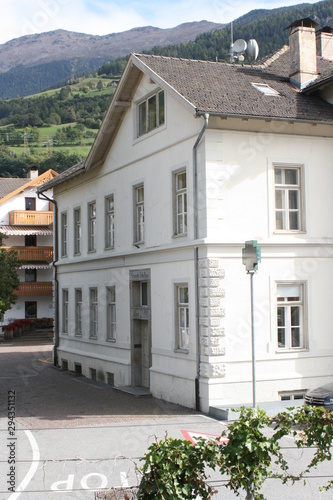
[1,0,321,45]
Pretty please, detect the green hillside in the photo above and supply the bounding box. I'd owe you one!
[0,75,117,178]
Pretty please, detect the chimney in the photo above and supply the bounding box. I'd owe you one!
[287,17,319,89]
[27,169,38,179]
[316,26,333,60]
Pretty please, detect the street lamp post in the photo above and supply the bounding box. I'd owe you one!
[242,240,261,408]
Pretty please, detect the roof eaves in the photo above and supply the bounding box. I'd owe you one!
[85,55,142,171]
[302,73,333,93]
[38,161,85,193]
[195,109,333,126]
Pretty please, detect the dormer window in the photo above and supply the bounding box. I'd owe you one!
[138,90,165,137]
[252,83,280,96]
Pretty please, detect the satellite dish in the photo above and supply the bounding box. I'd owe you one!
[247,39,259,62]
[233,39,247,53]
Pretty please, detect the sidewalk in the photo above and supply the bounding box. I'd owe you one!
[209,399,303,421]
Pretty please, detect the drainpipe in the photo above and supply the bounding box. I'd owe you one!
[193,113,209,412]
[38,191,59,367]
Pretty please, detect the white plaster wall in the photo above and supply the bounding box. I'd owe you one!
[55,248,197,407]
[0,189,51,224]
[197,246,333,411]
[202,130,333,242]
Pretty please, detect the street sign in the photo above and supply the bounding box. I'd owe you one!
[242,240,261,273]
[180,429,228,446]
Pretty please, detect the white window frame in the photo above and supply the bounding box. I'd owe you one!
[274,166,303,232]
[89,287,98,338]
[252,83,280,96]
[61,211,68,257]
[88,201,96,252]
[134,184,144,244]
[276,282,307,351]
[62,288,69,334]
[106,286,116,341]
[137,89,165,137]
[74,207,81,255]
[75,288,82,337]
[175,284,189,352]
[105,194,115,249]
[174,169,187,236]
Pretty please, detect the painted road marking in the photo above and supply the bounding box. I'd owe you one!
[38,358,53,364]
[181,429,229,445]
[8,430,40,500]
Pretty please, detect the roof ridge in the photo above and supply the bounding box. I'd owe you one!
[134,52,236,67]
[258,45,289,69]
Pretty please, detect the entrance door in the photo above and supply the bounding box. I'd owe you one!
[141,320,150,388]
[132,319,151,388]
[130,269,151,389]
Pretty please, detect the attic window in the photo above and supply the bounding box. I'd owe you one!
[252,83,280,96]
[137,90,165,137]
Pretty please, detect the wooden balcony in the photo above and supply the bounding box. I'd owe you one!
[5,246,53,262]
[17,282,53,296]
[9,210,53,226]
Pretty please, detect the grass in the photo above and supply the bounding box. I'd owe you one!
[10,145,92,158]
[26,76,116,100]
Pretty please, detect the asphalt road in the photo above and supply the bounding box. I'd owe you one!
[0,340,333,499]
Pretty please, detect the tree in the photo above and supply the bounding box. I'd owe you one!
[0,235,21,316]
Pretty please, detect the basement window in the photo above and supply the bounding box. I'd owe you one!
[252,83,280,96]
[279,391,306,401]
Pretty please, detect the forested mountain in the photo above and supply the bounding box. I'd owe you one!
[0,21,224,99]
[144,1,333,62]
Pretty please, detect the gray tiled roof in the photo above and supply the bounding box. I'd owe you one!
[135,51,333,123]
[0,178,30,199]
[38,161,85,193]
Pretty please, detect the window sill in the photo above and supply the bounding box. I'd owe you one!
[174,348,189,355]
[73,252,81,257]
[273,230,306,235]
[106,338,116,343]
[89,336,98,340]
[133,241,144,247]
[276,348,309,354]
[134,123,166,144]
[173,233,187,239]
[88,249,96,254]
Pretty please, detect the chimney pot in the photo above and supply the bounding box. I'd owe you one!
[316,26,333,60]
[28,169,38,179]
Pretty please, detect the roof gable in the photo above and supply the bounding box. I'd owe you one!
[85,50,333,171]
[0,169,58,204]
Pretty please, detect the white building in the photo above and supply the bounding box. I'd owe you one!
[0,169,57,324]
[39,18,333,413]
